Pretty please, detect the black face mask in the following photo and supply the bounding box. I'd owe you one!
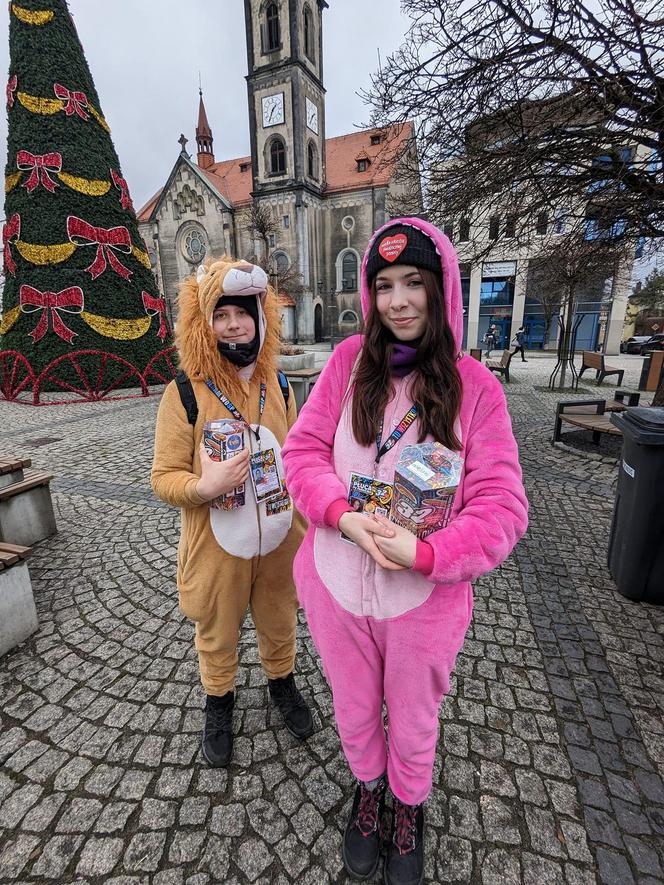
[217,337,260,368]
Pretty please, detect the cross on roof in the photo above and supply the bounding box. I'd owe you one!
[178,133,188,154]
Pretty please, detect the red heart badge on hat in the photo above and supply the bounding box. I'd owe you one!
[378,234,407,262]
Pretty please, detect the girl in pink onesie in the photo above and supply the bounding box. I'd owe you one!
[282,218,528,884]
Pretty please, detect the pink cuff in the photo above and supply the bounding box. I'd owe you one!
[413,539,435,575]
[324,498,354,529]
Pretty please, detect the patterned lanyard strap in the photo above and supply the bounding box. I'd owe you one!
[205,378,267,443]
[375,405,418,464]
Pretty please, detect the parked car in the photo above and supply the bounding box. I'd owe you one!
[620,336,650,354]
[640,334,664,354]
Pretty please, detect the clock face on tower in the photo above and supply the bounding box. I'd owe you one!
[262,92,285,127]
[305,97,319,134]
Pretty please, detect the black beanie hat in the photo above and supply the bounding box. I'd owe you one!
[366,223,441,285]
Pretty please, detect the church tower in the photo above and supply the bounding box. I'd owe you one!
[196,89,215,170]
[244,0,327,195]
[244,1,328,341]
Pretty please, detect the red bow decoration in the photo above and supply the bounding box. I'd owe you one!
[66,216,133,280]
[2,213,21,276]
[17,150,62,193]
[53,82,89,120]
[142,292,169,340]
[19,285,84,344]
[110,168,134,211]
[6,74,17,109]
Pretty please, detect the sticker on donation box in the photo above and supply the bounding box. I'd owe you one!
[249,448,283,503]
[622,460,635,479]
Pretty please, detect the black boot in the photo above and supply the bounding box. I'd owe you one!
[268,672,314,739]
[342,778,386,880]
[384,797,424,885]
[201,691,234,767]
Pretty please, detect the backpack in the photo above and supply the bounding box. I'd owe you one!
[175,369,290,427]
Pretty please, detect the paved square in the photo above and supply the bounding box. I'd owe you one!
[0,354,663,883]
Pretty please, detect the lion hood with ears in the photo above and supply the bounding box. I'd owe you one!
[175,256,281,399]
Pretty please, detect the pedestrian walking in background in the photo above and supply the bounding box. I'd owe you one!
[283,219,528,884]
[512,325,528,362]
[151,257,313,769]
[483,323,498,356]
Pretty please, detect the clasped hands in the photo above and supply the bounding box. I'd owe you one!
[196,443,250,501]
[338,511,416,571]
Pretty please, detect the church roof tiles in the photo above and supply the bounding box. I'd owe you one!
[137,122,413,221]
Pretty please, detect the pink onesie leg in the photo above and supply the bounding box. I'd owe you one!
[298,574,388,784]
[378,582,473,805]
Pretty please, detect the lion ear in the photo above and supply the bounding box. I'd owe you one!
[196,265,207,285]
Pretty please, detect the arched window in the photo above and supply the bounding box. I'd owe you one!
[304,4,315,62]
[270,137,286,175]
[307,141,317,179]
[273,251,290,273]
[266,2,280,51]
[342,251,358,291]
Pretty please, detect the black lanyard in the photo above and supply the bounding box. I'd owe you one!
[375,405,418,464]
[205,378,266,443]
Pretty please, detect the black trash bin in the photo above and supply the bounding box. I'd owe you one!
[607,407,664,603]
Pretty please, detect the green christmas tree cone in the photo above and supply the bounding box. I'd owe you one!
[1,0,174,402]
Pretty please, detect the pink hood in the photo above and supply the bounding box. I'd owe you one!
[360,217,464,354]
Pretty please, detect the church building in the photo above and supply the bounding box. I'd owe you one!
[137,1,420,342]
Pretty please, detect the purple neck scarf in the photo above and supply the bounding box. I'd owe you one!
[390,341,421,377]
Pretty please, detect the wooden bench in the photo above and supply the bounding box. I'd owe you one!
[578,351,625,386]
[553,399,624,444]
[485,350,513,383]
[0,541,38,657]
[0,458,56,546]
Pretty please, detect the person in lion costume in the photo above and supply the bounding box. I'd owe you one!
[151,257,313,767]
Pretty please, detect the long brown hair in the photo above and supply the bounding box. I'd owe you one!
[351,267,462,449]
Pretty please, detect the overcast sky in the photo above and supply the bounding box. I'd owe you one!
[0,0,411,211]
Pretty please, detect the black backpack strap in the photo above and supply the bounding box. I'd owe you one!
[175,369,198,426]
[276,369,290,409]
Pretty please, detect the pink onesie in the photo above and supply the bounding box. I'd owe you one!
[282,218,528,805]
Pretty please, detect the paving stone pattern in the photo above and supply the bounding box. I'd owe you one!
[0,354,663,883]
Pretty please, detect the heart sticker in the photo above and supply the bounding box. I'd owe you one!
[378,234,408,262]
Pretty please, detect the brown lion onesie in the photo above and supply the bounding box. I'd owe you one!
[151,257,312,766]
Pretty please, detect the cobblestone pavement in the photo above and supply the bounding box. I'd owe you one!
[1,354,663,884]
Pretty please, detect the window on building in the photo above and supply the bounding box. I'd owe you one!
[553,208,566,234]
[443,220,454,240]
[357,159,369,172]
[264,2,280,51]
[304,4,315,62]
[459,218,470,242]
[273,251,289,273]
[307,141,318,179]
[239,161,251,173]
[536,211,548,236]
[504,215,516,239]
[480,279,515,306]
[488,216,500,240]
[370,134,381,145]
[342,251,358,291]
[270,137,286,175]
[268,233,276,248]
[283,214,290,229]
[182,228,206,264]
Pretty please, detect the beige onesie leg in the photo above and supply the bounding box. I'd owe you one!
[249,531,300,680]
